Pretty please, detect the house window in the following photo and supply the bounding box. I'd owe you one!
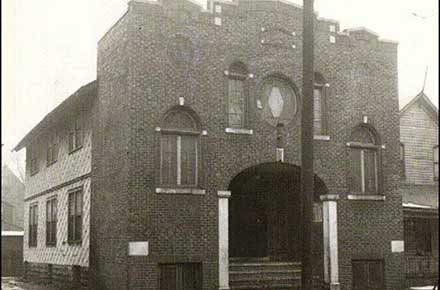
[68,189,83,243]
[352,260,385,289]
[434,145,438,181]
[159,263,202,290]
[29,203,38,247]
[314,72,328,136]
[400,143,405,179]
[160,109,200,187]
[46,197,57,246]
[228,62,248,129]
[348,126,381,194]
[69,118,83,153]
[30,148,39,176]
[46,134,58,166]
[413,219,432,255]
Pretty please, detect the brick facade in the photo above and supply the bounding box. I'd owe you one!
[92,1,402,290]
[16,0,406,289]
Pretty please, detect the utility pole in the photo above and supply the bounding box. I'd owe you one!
[301,0,315,290]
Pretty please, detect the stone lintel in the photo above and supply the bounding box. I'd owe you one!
[217,190,231,198]
[320,194,340,202]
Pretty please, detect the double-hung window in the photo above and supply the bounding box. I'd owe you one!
[46,134,58,166]
[46,197,57,246]
[29,203,38,247]
[30,148,39,176]
[352,259,385,289]
[227,62,248,129]
[68,189,83,243]
[313,72,328,136]
[348,126,381,194]
[161,110,200,187]
[69,118,83,153]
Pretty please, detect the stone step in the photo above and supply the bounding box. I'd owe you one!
[230,281,301,290]
[230,262,301,272]
[230,275,300,283]
[230,269,301,280]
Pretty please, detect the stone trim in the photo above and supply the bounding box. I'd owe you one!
[347,194,386,201]
[155,187,206,195]
[217,190,231,198]
[320,194,340,201]
[314,135,331,141]
[225,128,253,135]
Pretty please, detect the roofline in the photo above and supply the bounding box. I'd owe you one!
[13,80,97,152]
[400,91,439,121]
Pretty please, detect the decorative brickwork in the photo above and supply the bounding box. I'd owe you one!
[91,1,403,290]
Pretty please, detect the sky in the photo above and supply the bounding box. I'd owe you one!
[1,0,438,177]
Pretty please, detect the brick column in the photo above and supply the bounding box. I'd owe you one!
[320,194,340,290]
[218,190,231,290]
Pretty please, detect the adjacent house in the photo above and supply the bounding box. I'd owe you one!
[400,92,439,287]
[1,164,25,231]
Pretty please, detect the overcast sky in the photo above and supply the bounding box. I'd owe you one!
[2,0,438,175]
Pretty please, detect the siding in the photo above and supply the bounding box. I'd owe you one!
[400,103,439,185]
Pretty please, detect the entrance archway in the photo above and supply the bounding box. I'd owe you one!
[228,162,328,262]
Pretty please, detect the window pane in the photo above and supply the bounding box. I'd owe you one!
[181,136,197,186]
[313,88,322,135]
[161,135,177,185]
[349,149,362,192]
[68,217,74,241]
[368,261,385,288]
[160,265,177,290]
[352,261,367,289]
[76,192,83,216]
[228,79,244,128]
[75,127,83,148]
[69,194,75,217]
[75,215,82,241]
[351,127,374,144]
[69,132,75,151]
[364,150,377,193]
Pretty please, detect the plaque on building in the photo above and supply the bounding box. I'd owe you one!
[128,241,149,256]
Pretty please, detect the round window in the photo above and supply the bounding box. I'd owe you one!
[258,77,298,127]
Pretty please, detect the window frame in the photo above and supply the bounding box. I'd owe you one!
[46,197,57,246]
[159,263,202,290]
[227,62,249,129]
[400,143,406,180]
[160,110,201,188]
[28,203,38,248]
[46,134,58,167]
[433,145,439,181]
[352,259,385,290]
[67,188,83,244]
[313,72,328,136]
[68,117,83,154]
[30,147,39,176]
[347,126,382,195]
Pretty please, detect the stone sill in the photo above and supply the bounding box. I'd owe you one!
[314,135,330,141]
[155,187,206,195]
[347,194,386,201]
[225,128,253,135]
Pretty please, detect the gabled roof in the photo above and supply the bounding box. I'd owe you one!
[400,91,438,124]
[13,80,97,152]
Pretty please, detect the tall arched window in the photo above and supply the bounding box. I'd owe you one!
[314,72,328,135]
[348,125,381,194]
[434,145,439,181]
[228,62,248,129]
[160,109,200,187]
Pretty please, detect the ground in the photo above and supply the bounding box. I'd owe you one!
[1,278,59,290]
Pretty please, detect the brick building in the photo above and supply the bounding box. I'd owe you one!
[14,0,405,290]
[399,92,439,287]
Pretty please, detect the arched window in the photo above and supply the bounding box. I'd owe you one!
[227,62,248,129]
[434,145,439,181]
[400,143,406,179]
[347,125,381,194]
[314,72,328,135]
[160,109,200,187]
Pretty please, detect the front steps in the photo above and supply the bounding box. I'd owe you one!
[229,257,302,290]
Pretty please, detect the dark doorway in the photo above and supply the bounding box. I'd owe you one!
[229,162,327,261]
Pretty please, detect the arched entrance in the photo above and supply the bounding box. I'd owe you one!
[228,162,328,262]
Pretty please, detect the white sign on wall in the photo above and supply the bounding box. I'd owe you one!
[128,241,149,256]
[391,240,404,253]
